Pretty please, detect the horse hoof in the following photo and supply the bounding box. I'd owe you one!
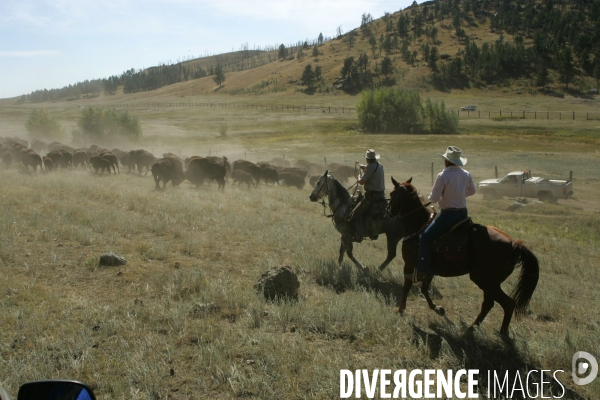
[435,306,445,316]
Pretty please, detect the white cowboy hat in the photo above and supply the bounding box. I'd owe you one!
[364,149,380,160]
[439,146,467,166]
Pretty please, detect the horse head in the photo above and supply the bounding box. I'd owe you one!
[309,170,329,202]
[388,177,418,216]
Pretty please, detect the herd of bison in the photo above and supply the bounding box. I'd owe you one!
[0,136,357,190]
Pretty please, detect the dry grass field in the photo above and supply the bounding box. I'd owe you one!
[1,93,600,399]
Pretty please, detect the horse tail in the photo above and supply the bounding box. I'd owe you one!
[510,241,540,317]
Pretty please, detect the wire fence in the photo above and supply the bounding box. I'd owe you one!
[90,102,600,120]
[92,102,356,114]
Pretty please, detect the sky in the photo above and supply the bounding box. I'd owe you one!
[0,0,417,99]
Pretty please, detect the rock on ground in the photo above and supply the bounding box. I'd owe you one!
[255,265,300,300]
[99,252,127,266]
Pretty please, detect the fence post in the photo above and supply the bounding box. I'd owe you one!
[569,171,573,182]
[573,111,575,120]
[244,151,247,159]
[523,110,525,118]
[500,110,502,117]
[431,163,434,185]
[495,166,498,179]
[324,157,327,165]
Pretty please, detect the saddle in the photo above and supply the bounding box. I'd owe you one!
[432,217,473,261]
[367,198,390,220]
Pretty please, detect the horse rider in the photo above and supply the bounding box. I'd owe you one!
[347,149,385,242]
[414,146,476,282]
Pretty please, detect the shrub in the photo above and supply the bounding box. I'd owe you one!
[77,106,142,141]
[424,98,459,133]
[356,88,424,133]
[25,108,65,140]
[219,123,228,138]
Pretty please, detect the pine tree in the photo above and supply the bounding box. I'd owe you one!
[213,64,225,88]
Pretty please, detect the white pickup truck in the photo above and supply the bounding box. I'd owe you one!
[478,170,574,202]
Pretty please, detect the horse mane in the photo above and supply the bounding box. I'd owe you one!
[329,175,351,204]
[402,181,424,204]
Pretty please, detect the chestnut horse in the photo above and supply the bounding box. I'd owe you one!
[387,177,539,336]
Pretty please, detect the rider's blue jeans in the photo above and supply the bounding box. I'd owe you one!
[417,208,468,274]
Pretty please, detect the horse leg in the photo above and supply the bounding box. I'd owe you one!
[338,239,347,264]
[377,236,400,272]
[470,290,495,329]
[421,279,445,316]
[345,240,367,271]
[492,286,516,336]
[398,278,413,314]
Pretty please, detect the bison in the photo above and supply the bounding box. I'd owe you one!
[20,148,43,172]
[98,150,119,174]
[280,167,308,178]
[185,156,227,190]
[279,171,306,189]
[232,170,256,188]
[89,155,112,175]
[73,149,89,170]
[136,151,157,175]
[151,157,185,190]
[331,165,355,182]
[260,165,279,185]
[47,149,71,171]
[232,160,261,185]
[43,156,54,171]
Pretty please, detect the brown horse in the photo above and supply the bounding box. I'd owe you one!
[386,177,539,336]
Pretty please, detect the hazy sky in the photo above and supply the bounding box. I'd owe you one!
[0,0,418,99]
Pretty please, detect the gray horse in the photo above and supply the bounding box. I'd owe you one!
[309,171,404,272]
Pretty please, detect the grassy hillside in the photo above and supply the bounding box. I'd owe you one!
[14,0,600,105]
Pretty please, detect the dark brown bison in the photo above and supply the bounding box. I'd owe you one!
[309,175,320,186]
[232,170,256,188]
[98,150,119,174]
[151,157,185,190]
[232,160,261,185]
[20,148,43,172]
[185,156,227,190]
[331,165,355,182]
[43,156,54,171]
[89,155,112,175]
[279,171,306,189]
[294,159,309,168]
[86,144,103,156]
[260,165,279,185]
[47,149,71,171]
[136,151,157,175]
[73,149,89,169]
[59,149,73,170]
[280,167,308,178]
